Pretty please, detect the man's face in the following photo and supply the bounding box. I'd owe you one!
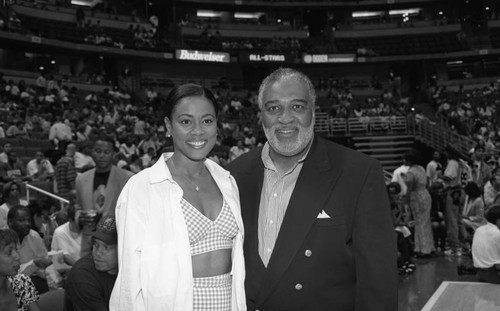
[92,140,114,172]
[3,143,12,153]
[432,151,440,162]
[260,78,315,157]
[92,239,118,275]
[8,209,31,240]
[35,152,44,164]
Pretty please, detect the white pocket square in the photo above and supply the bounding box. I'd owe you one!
[317,210,331,219]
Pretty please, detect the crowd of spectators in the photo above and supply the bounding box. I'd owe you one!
[430,81,500,152]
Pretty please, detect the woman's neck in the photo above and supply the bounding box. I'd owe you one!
[167,156,206,178]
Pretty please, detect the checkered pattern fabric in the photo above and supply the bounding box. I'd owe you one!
[193,273,232,311]
[180,198,239,256]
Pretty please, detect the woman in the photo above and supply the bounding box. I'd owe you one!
[404,150,435,257]
[0,182,28,229]
[0,228,41,311]
[110,84,246,311]
[461,182,487,242]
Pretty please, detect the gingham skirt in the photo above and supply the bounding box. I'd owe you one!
[193,273,232,311]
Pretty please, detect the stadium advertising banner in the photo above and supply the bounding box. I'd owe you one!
[239,52,293,63]
[302,54,356,64]
[175,49,230,63]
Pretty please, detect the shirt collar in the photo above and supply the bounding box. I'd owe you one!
[261,139,312,172]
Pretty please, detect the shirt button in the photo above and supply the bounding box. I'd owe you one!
[273,193,277,197]
[267,248,272,253]
[295,283,303,290]
[305,249,312,257]
[269,220,274,224]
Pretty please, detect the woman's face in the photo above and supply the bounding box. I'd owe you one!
[165,96,217,162]
[8,184,20,200]
[0,243,20,276]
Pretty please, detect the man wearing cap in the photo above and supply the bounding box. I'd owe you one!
[65,215,118,311]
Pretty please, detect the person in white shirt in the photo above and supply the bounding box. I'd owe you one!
[26,151,54,181]
[51,204,82,266]
[392,163,409,196]
[110,84,245,311]
[472,205,500,284]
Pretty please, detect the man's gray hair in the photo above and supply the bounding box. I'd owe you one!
[257,67,316,110]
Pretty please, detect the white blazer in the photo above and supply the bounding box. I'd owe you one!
[109,153,246,311]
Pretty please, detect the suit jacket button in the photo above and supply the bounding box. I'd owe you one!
[295,283,303,290]
[305,249,312,257]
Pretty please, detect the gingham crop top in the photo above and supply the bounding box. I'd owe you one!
[181,198,239,256]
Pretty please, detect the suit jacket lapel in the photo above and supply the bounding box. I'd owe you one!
[257,136,344,305]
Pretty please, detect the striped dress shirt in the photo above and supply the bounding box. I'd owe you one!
[258,142,310,267]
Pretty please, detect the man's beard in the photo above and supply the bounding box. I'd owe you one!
[264,122,315,157]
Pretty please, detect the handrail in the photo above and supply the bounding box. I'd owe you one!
[25,183,69,205]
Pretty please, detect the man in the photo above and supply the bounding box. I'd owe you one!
[8,205,52,294]
[0,151,28,183]
[472,205,500,284]
[48,116,72,150]
[55,143,77,200]
[228,68,397,310]
[470,144,492,189]
[26,150,54,181]
[75,136,133,257]
[426,151,442,186]
[65,215,118,311]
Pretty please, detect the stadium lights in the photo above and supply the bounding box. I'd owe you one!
[71,0,92,6]
[352,11,383,18]
[197,10,222,18]
[389,8,421,16]
[234,12,263,19]
[446,60,463,65]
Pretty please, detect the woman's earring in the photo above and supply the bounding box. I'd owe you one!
[166,132,171,138]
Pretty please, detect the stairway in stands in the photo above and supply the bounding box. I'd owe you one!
[352,135,415,172]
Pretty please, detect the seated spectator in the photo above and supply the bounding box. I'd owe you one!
[6,120,29,138]
[483,166,500,210]
[460,182,487,247]
[472,205,500,284]
[0,142,11,164]
[0,228,41,311]
[26,151,54,181]
[0,181,28,229]
[0,151,29,183]
[51,204,82,267]
[64,216,118,311]
[8,205,51,294]
[141,147,156,168]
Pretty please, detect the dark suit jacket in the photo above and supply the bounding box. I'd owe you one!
[228,135,398,311]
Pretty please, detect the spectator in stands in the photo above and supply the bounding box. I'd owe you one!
[472,205,500,284]
[65,215,118,311]
[470,144,492,189]
[74,144,95,173]
[442,146,465,256]
[141,147,156,168]
[48,116,73,151]
[6,120,29,138]
[0,151,28,183]
[26,150,54,181]
[75,136,133,258]
[0,142,11,164]
[35,72,47,92]
[8,205,51,294]
[118,136,138,162]
[461,182,487,245]
[51,203,82,267]
[54,143,77,200]
[229,139,249,162]
[404,149,435,257]
[484,166,500,210]
[0,181,28,229]
[0,228,41,311]
[0,122,5,139]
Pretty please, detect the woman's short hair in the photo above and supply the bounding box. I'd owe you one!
[485,205,500,224]
[163,84,219,120]
[0,228,19,251]
[464,181,481,198]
